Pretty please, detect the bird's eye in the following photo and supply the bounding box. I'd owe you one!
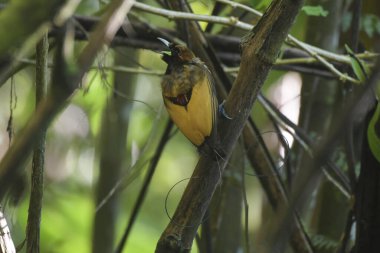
[173,47,181,54]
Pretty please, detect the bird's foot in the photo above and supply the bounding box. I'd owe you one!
[219,100,232,120]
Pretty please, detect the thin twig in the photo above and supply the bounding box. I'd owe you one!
[132,2,252,30]
[287,35,360,83]
[25,33,48,253]
[18,52,377,78]
[114,121,173,253]
[0,0,135,199]
[258,93,352,197]
[215,0,360,83]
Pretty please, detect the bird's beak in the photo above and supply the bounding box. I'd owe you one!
[157,37,171,48]
[157,37,172,61]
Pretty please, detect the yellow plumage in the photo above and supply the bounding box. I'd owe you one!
[159,41,217,147]
[163,73,215,146]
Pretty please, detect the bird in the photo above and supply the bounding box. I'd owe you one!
[158,38,218,148]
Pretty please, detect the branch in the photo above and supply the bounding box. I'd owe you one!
[214,0,360,83]
[288,35,360,83]
[242,120,314,252]
[0,0,78,85]
[131,1,375,84]
[263,57,380,253]
[155,0,305,251]
[0,0,135,199]
[115,120,173,253]
[257,94,352,197]
[92,48,138,253]
[25,33,48,253]
[0,0,66,56]
[132,2,252,30]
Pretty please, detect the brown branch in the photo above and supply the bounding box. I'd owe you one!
[243,120,314,252]
[264,58,380,253]
[167,1,313,252]
[92,48,138,253]
[0,0,65,57]
[0,0,135,199]
[25,33,49,253]
[48,15,364,78]
[155,0,305,252]
[0,0,76,86]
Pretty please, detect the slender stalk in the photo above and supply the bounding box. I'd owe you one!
[25,33,48,253]
[131,0,375,81]
[115,121,173,253]
[155,0,305,251]
[0,0,135,200]
[92,48,137,253]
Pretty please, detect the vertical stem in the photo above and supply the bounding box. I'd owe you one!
[114,120,173,253]
[26,33,48,253]
[92,48,136,253]
[354,104,380,252]
[350,0,362,52]
[294,2,350,252]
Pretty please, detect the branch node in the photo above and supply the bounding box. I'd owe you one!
[229,16,238,24]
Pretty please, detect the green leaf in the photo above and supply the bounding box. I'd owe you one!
[342,13,352,32]
[302,5,329,17]
[363,15,375,37]
[367,103,380,164]
[345,44,368,83]
[376,18,380,34]
[252,0,272,10]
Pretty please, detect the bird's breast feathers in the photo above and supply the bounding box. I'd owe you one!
[162,71,216,146]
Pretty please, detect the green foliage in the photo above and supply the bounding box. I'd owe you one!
[0,0,69,56]
[76,0,100,15]
[302,5,329,17]
[362,14,380,37]
[367,103,380,164]
[71,69,113,137]
[342,12,380,38]
[311,234,339,251]
[345,44,369,83]
[249,0,271,10]
[16,187,93,253]
[1,1,379,253]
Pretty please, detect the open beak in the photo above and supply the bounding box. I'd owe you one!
[157,37,172,62]
[157,37,171,48]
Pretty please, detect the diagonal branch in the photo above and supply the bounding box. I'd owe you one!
[131,1,376,79]
[155,0,305,252]
[264,58,380,253]
[0,0,79,85]
[0,0,135,200]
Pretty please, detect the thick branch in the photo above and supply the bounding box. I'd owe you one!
[0,0,66,57]
[0,0,77,85]
[155,0,304,252]
[0,0,135,199]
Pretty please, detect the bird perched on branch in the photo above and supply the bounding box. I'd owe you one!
[158,38,218,149]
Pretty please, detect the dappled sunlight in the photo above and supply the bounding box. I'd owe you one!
[267,72,302,155]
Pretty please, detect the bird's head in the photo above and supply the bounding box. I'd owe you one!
[158,37,195,65]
